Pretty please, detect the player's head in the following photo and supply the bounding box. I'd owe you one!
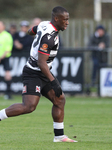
[0,21,5,33]
[51,6,69,31]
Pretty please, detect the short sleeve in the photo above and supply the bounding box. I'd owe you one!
[38,34,54,55]
[32,26,38,34]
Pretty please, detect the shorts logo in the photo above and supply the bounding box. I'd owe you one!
[36,86,40,93]
[22,85,27,93]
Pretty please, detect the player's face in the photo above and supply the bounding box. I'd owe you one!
[56,12,69,31]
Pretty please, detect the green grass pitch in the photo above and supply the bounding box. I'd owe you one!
[0,94,112,150]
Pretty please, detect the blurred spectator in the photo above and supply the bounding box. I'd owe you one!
[88,25,110,86]
[8,23,17,38]
[0,21,13,99]
[13,20,33,53]
[30,17,42,28]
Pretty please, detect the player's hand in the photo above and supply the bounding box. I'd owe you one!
[51,79,62,97]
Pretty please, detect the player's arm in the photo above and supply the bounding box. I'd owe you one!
[37,32,62,97]
[37,34,54,81]
[38,52,62,97]
[38,52,54,81]
[37,34,62,97]
[27,26,38,35]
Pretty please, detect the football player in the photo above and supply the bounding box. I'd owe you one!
[0,6,77,142]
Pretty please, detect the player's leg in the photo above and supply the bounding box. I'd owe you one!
[4,71,12,99]
[3,58,12,99]
[0,65,42,120]
[47,89,65,122]
[41,79,65,121]
[42,81,77,142]
[46,90,77,142]
[0,95,40,120]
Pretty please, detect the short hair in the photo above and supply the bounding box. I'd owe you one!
[52,6,68,17]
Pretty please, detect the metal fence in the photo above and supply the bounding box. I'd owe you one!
[60,19,112,48]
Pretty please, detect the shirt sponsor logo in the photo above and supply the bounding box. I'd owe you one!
[22,85,27,93]
[36,86,40,93]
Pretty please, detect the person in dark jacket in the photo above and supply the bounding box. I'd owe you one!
[88,25,110,86]
[13,20,33,54]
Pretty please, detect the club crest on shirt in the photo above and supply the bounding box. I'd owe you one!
[36,86,40,93]
[22,85,27,93]
[40,43,48,52]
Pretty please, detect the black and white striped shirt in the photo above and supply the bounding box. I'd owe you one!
[26,21,59,71]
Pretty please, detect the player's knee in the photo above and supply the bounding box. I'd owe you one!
[61,94,66,106]
[23,104,36,113]
[29,105,36,113]
[53,94,66,108]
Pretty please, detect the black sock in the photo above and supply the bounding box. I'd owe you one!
[54,129,64,136]
[5,80,11,95]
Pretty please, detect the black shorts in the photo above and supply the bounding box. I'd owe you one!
[0,57,11,71]
[22,65,61,97]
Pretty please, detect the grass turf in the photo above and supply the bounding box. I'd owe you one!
[0,95,112,150]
